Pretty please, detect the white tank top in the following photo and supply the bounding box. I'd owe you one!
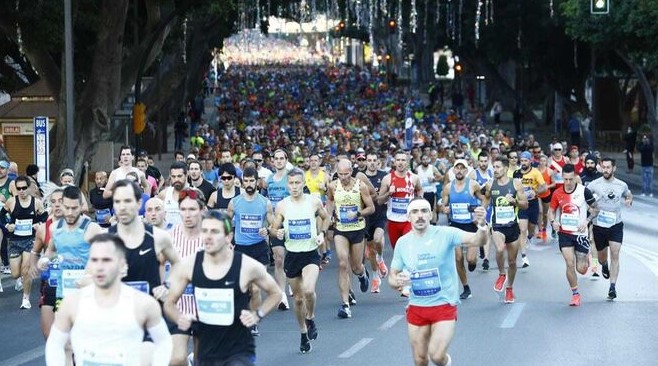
[70,285,143,366]
[113,166,142,181]
[164,187,182,227]
[416,165,436,193]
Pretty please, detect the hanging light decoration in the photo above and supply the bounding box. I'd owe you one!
[410,0,417,33]
[475,0,482,46]
[435,0,441,25]
[397,0,403,51]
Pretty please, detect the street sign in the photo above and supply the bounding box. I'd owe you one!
[33,116,49,184]
[591,0,609,15]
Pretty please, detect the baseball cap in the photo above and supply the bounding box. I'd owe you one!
[186,154,196,160]
[454,159,469,168]
[60,168,74,177]
[551,143,563,151]
[0,160,9,169]
[519,151,532,160]
[569,145,579,151]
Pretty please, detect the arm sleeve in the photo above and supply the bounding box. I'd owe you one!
[44,327,69,366]
[148,319,173,366]
[584,188,596,205]
[0,207,8,225]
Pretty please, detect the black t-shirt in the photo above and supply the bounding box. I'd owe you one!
[89,187,113,210]
[638,142,654,167]
[190,179,215,204]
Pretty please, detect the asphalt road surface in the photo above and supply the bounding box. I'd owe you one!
[1,196,657,366]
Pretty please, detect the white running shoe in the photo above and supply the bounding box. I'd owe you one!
[20,297,31,309]
[15,277,23,292]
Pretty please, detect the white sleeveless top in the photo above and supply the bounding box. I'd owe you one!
[163,187,182,228]
[70,284,143,366]
[113,166,143,181]
[416,165,436,193]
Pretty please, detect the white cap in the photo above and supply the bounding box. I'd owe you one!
[187,154,196,160]
[454,159,469,168]
[551,143,563,151]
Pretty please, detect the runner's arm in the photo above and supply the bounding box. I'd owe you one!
[163,257,194,329]
[376,175,391,205]
[460,207,489,247]
[142,294,173,365]
[225,198,235,219]
[244,257,281,320]
[45,294,76,365]
[102,171,116,199]
[359,183,375,217]
[513,180,529,210]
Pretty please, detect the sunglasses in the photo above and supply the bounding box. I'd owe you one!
[220,175,234,181]
[60,172,74,177]
[16,186,28,191]
[179,188,204,202]
[356,158,366,161]
[553,149,562,151]
[253,159,263,163]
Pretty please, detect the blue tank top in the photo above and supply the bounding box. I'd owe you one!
[474,168,493,186]
[54,217,92,298]
[448,179,477,224]
[266,173,289,212]
[232,194,268,246]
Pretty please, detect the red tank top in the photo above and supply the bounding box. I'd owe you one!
[387,171,416,222]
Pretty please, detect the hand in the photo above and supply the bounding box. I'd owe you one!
[551,220,560,232]
[177,314,194,331]
[394,271,411,288]
[104,215,111,224]
[239,309,260,327]
[473,206,486,224]
[28,265,40,280]
[37,257,50,271]
[442,206,450,214]
[258,227,268,238]
[276,228,285,240]
[505,194,515,205]
[6,224,14,233]
[578,223,587,233]
[152,285,169,302]
[315,232,325,246]
[625,196,633,207]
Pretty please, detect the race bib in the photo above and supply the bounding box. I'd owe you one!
[560,212,579,232]
[596,210,616,228]
[524,186,535,200]
[391,197,410,214]
[240,214,263,234]
[554,173,564,184]
[48,261,60,288]
[183,284,195,295]
[339,205,359,224]
[288,219,311,240]
[14,218,33,236]
[79,348,126,366]
[95,208,111,224]
[410,268,442,297]
[62,269,87,298]
[450,203,471,221]
[125,281,150,294]
[195,287,234,326]
[495,206,515,225]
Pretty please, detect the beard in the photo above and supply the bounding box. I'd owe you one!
[245,186,256,195]
[173,181,185,191]
[586,167,597,174]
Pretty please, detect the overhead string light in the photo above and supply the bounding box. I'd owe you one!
[550,0,554,18]
[397,0,403,51]
[458,0,463,46]
[488,0,494,25]
[410,0,417,33]
[475,0,482,47]
[423,0,428,44]
[369,0,375,50]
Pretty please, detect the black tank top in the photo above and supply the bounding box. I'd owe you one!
[366,170,387,221]
[10,197,36,239]
[110,224,161,295]
[192,250,254,361]
[214,186,240,210]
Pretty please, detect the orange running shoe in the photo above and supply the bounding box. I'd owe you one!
[504,288,515,303]
[377,259,388,278]
[569,293,581,306]
[371,278,381,293]
[493,274,507,292]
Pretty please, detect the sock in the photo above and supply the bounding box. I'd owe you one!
[463,285,470,291]
[571,287,579,295]
[600,260,608,267]
[371,272,380,281]
[610,283,616,290]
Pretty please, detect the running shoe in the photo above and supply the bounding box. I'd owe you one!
[348,290,357,305]
[601,263,610,279]
[551,231,557,240]
[20,298,31,309]
[521,254,530,268]
[250,325,260,337]
[15,277,23,292]
[493,274,507,292]
[337,304,352,319]
[569,293,581,306]
[377,258,388,278]
[287,284,294,297]
[607,288,617,301]
[468,262,477,272]
[321,253,329,265]
[278,295,290,311]
[300,333,312,353]
[504,288,515,303]
[187,353,194,366]
[371,278,381,293]
[305,318,318,340]
[459,286,472,300]
[358,270,370,293]
[482,258,490,271]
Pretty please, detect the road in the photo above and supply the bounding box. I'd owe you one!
[1,196,657,366]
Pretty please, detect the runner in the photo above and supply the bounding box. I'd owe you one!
[269,168,332,353]
[208,163,242,210]
[469,151,494,270]
[377,150,424,249]
[165,210,281,365]
[305,152,332,264]
[3,175,47,309]
[45,233,172,366]
[579,154,602,276]
[388,198,488,366]
[88,171,114,228]
[416,153,442,224]
[440,159,483,300]
[536,154,557,242]
[103,145,151,199]
[517,151,547,268]
[144,197,167,229]
[187,159,215,204]
[325,159,375,318]
[481,157,529,304]
[226,167,274,335]
[587,158,632,300]
[157,161,188,229]
[364,151,389,293]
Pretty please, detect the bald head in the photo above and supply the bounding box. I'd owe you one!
[145,197,165,227]
[336,159,352,172]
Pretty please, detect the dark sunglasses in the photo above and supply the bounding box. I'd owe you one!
[253,159,263,163]
[16,186,28,191]
[220,175,234,181]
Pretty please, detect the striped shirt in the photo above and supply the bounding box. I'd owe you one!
[170,224,203,315]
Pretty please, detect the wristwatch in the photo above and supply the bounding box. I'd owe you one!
[256,309,266,320]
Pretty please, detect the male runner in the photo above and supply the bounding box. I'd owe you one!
[440,159,483,300]
[548,164,597,306]
[587,158,632,300]
[158,161,188,229]
[389,198,488,366]
[469,151,494,270]
[208,163,241,210]
[270,168,332,353]
[364,151,389,293]
[165,211,281,365]
[45,233,172,366]
[579,154,603,276]
[326,159,375,318]
[88,171,113,228]
[144,197,167,229]
[187,160,215,204]
[103,145,151,199]
[517,151,547,268]
[481,157,528,304]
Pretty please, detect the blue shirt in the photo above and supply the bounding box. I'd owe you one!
[391,226,463,307]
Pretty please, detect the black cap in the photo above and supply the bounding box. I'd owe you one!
[26,164,39,176]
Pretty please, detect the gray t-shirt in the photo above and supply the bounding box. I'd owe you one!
[587,177,630,227]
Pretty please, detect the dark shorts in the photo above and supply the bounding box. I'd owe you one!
[8,237,34,258]
[449,221,478,233]
[518,199,540,225]
[233,241,270,266]
[406,304,457,326]
[39,280,57,308]
[270,237,285,248]
[540,195,552,204]
[558,232,591,254]
[334,228,365,244]
[593,222,624,251]
[284,250,321,279]
[198,353,256,366]
[365,217,386,241]
[423,192,437,206]
[492,224,521,244]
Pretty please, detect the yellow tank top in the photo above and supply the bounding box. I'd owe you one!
[305,170,326,200]
[334,178,366,232]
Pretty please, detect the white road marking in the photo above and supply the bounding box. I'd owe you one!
[624,244,658,279]
[338,338,373,358]
[1,346,43,366]
[500,303,526,328]
[378,314,404,330]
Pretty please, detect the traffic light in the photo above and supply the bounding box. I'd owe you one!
[591,0,609,14]
[388,19,397,34]
[335,20,346,35]
[454,62,463,74]
[133,102,146,134]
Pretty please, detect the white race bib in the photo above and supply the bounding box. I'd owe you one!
[495,206,515,225]
[14,218,33,236]
[596,210,616,228]
[450,203,471,221]
[195,287,234,326]
[560,212,579,232]
[410,268,442,297]
[62,269,87,298]
[339,205,359,224]
[239,214,262,234]
[391,197,410,214]
[79,347,126,366]
[288,219,311,240]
